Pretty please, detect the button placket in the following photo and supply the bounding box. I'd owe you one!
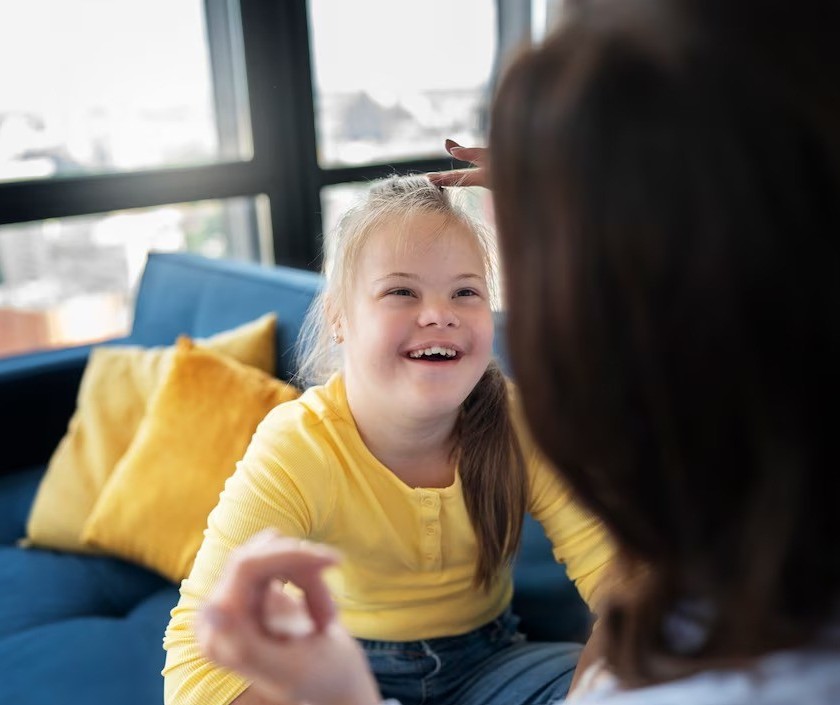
[419,491,442,567]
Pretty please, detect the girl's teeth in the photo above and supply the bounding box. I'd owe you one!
[409,346,457,359]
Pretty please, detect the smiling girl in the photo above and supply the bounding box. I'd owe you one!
[163,175,616,705]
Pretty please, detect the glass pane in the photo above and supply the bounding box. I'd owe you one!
[0,0,242,183]
[308,0,496,167]
[532,0,568,41]
[0,197,260,357]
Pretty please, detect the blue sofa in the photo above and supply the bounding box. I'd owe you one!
[0,252,590,705]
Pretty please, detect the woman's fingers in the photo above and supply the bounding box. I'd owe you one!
[428,140,490,188]
[428,168,489,188]
[445,139,487,166]
[197,600,295,702]
[263,579,315,638]
[211,531,340,632]
[196,532,381,705]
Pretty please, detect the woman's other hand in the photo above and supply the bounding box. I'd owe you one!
[428,140,490,188]
[195,530,381,705]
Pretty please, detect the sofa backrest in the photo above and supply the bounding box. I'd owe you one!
[130,252,323,380]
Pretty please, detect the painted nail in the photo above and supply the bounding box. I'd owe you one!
[445,139,462,154]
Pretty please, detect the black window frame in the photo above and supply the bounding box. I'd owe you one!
[0,0,531,272]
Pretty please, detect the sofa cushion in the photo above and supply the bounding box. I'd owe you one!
[0,546,171,640]
[0,586,179,705]
[81,339,300,582]
[25,314,277,555]
[0,466,43,546]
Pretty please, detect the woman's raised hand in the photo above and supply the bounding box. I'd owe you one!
[195,530,381,705]
[427,140,490,188]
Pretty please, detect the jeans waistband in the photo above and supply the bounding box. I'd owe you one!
[357,605,516,651]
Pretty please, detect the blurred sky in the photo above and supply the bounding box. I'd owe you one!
[0,0,210,113]
[309,0,496,94]
[0,0,496,115]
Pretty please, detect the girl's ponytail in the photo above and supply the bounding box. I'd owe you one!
[457,361,528,590]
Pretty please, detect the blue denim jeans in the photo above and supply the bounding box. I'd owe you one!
[358,608,581,705]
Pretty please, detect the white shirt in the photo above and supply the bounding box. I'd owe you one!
[568,648,840,705]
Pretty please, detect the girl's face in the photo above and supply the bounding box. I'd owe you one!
[340,211,494,424]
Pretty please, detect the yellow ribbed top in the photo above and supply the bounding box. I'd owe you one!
[163,373,615,705]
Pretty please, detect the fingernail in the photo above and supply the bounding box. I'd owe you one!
[266,612,315,637]
[445,139,462,154]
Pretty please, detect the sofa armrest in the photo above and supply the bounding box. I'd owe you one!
[0,345,96,476]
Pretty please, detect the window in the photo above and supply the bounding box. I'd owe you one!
[308,0,499,288]
[1,0,531,358]
[308,0,496,168]
[531,0,569,42]
[0,197,262,356]
[0,0,265,356]
[0,0,242,183]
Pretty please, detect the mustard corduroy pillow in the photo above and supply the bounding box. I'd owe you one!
[24,313,277,554]
[80,338,300,583]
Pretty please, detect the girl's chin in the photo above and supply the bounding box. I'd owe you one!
[401,387,472,416]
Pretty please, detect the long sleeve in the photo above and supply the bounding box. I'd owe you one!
[162,403,335,705]
[511,388,617,612]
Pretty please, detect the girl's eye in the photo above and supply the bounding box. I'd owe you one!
[388,288,414,297]
[455,288,479,297]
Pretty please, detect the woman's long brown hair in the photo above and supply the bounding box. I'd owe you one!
[490,0,839,684]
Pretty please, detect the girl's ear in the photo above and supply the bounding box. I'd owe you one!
[333,313,347,344]
[323,293,345,344]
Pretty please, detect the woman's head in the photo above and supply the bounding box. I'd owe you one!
[491,0,839,681]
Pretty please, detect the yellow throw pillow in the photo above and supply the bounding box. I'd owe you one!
[24,313,277,553]
[80,338,300,582]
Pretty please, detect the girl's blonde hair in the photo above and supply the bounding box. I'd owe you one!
[296,174,526,589]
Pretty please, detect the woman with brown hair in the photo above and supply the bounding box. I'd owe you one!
[189,0,840,702]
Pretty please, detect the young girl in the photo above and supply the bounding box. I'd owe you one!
[163,175,616,705]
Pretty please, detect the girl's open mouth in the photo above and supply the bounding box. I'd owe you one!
[405,345,461,361]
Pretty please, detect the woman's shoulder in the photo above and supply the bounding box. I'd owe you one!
[572,648,840,705]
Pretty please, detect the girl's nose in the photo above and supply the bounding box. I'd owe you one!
[417,301,459,328]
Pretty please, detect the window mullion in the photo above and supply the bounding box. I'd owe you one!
[239,0,323,270]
